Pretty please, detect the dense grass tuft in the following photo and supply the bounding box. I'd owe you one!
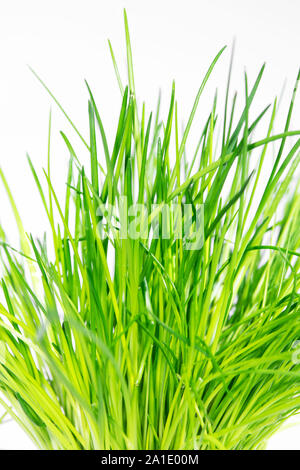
[0,11,299,449]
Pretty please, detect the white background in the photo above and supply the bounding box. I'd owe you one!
[0,0,299,449]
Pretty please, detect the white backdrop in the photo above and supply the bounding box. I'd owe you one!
[0,0,299,449]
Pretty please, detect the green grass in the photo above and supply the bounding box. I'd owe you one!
[0,10,300,449]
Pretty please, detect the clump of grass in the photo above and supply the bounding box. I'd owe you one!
[0,10,299,450]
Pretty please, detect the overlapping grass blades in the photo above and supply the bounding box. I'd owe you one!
[0,10,299,449]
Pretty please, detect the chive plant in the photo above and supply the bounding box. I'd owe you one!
[0,11,300,450]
